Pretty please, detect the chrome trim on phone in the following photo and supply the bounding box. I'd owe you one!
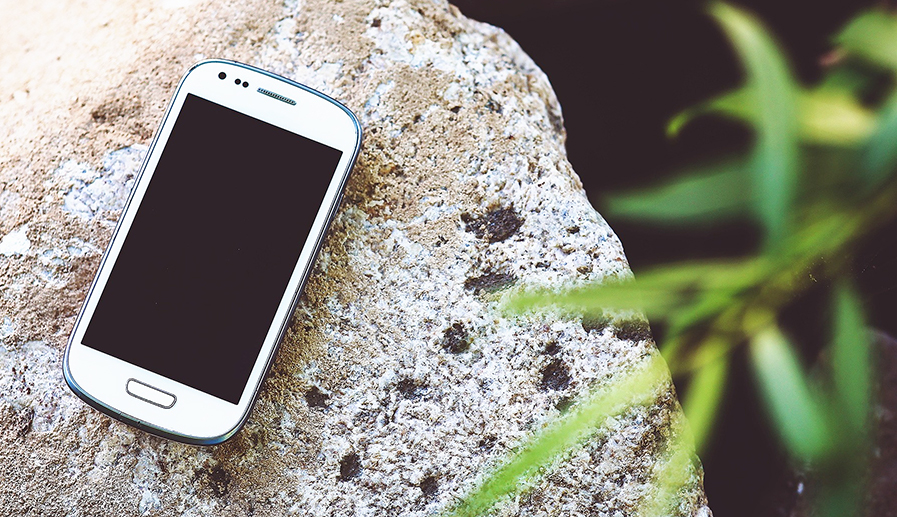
[126,378,177,409]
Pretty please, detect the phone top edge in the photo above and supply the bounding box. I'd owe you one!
[188,59,363,146]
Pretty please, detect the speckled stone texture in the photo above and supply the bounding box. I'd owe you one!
[0,1,712,515]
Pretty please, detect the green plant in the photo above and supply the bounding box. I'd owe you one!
[444,3,897,516]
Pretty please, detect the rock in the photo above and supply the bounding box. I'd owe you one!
[0,0,712,516]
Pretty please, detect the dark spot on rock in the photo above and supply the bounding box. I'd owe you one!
[449,106,461,114]
[2,405,34,439]
[419,475,439,498]
[90,98,138,126]
[567,226,580,234]
[543,341,561,355]
[591,489,610,506]
[461,207,524,243]
[413,114,422,123]
[539,358,571,391]
[535,261,549,269]
[371,18,381,27]
[396,378,427,399]
[197,464,231,497]
[441,322,471,353]
[464,270,516,294]
[353,409,378,426]
[477,436,496,451]
[582,313,610,333]
[339,452,362,481]
[555,396,573,412]
[636,421,670,458]
[304,386,329,409]
[548,107,564,135]
[577,265,592,275]
[90,105,112,124]
[616,319,652,342]
[18,408,33,437]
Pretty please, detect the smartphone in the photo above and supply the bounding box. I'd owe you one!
[63,60,362,445]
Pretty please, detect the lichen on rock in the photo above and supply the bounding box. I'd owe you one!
[0,0,712,515]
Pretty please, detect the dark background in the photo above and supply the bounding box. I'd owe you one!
[449,1,896,515]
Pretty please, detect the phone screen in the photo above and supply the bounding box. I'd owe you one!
[82,93,343,404]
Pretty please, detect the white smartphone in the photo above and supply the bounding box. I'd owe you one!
[63,60,362,445]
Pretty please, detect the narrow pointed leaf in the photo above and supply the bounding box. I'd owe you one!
[682,351,729,451]
[604,161,752,225]
[831,282,872,438]
[669,87,873,146]
[667,88,754,137]
[445,355,670,517]
[506,280,681,317]
[800,89,875,146]
[710,2,799,249]
[836,11,897,70]
[642,435,695,517]
[861,92,897,189]
[506,259,765,320]
[750,325,830,460]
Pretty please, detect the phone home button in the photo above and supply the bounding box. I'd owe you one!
[126,379,177,409]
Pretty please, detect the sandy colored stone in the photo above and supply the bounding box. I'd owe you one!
[0,1,712,515]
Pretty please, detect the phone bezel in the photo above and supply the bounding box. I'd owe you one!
[63,60,362,445]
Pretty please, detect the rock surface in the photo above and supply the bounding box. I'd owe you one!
[0,0,712,515]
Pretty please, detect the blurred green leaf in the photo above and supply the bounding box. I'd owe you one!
[666,287,747,339]
[682,350,728,451]
[861,92,897,189]
[667,88,754,137]
[818,65,877,99]
[750,325,830,460]
[642,436,695,517]
[815,482,863,517]
[507,280,680,318]
[800,89,875,145]
[444,355,669,517]
[710,2,800,249]
[836,10,897,70]
[604,161,752,225]
[831,282,872,439]
[669,87,873,146]
[506,259,766,320]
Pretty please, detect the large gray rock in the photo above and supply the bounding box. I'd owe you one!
[0,0,712,515]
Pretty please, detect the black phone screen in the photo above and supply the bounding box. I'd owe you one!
[83,93,343,404]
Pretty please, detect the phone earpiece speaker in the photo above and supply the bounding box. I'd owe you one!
[257,87,297,105]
